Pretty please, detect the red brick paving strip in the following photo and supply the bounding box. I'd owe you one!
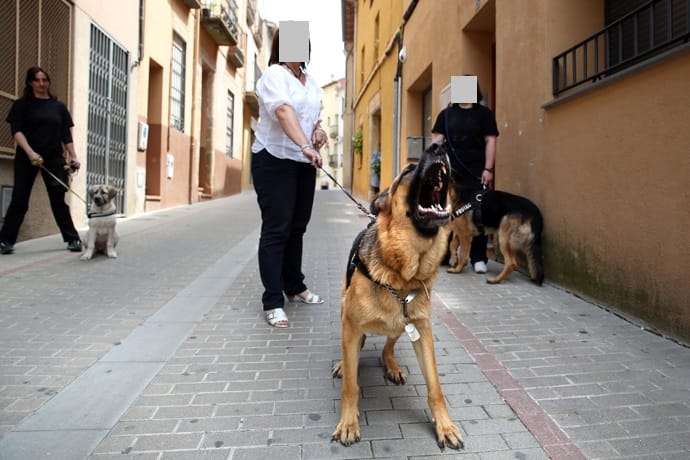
[433,294,588,460]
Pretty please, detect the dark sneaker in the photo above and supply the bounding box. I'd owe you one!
[0,241,14,254]
[67,240,82,252]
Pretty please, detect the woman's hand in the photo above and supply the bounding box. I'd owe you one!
[302,145,322,168]
[311,126,328,150]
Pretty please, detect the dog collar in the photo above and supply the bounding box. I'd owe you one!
[87,209,117,218]
[353,256,420,319]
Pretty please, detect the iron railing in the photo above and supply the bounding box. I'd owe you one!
[553,0,689,96]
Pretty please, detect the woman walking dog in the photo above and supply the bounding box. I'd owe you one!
[0,66,82,255]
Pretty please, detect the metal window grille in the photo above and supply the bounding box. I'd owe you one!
[170,35,186,132]
[87,24,128,214]
[226,90,235,157]
[552,0,689,96]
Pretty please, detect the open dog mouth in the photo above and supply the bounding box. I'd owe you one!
[413,160,451,227]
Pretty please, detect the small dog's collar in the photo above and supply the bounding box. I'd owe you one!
[88,209,117,218]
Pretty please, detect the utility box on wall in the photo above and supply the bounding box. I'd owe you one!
[137,122,149,151]
[407,136,424,160]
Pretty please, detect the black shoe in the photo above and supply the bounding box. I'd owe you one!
[0,241,14,254]
[67,240,82,252]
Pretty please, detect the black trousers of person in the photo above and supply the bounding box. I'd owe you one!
[0,154,80,245]
[251,149,316,311]
[455,179,489,265]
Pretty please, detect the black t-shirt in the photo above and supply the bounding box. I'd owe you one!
[6,96,74,160]
[432,103,499,185]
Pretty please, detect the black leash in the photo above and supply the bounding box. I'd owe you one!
[319,166,376,222]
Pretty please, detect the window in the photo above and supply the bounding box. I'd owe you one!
[226,90,235,157]
[170,34,186,131]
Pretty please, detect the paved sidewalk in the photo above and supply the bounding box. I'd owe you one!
[0,190,689,459]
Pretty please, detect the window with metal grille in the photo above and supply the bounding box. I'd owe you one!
[226,90,235,157]
[170,34,186,132]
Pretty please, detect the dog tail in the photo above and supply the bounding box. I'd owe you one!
[527,215,545,286]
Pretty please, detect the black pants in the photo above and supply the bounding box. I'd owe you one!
[457,183,488,265]
[251,149,316,310]
[0,155,80,245]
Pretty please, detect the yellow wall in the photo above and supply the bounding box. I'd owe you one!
[351,0,690,341]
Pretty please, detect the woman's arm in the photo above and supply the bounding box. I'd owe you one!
[274,104,322,167]
[481,135,497,185]
[13,132,43,164]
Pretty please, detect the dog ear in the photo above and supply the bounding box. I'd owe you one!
[87,185,97,197]
[370,188,390,215]
[107,186,120,199]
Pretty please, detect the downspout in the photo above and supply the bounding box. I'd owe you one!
[392,0,418,179]
[188,9,201,204]
[131,0,144,70]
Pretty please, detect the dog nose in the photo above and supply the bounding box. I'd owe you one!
[94,196,104,205]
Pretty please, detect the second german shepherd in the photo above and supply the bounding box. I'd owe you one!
[332,143,463,450]
[448,187,544,285]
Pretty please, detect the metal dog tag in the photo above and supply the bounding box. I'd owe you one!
[405,323,420,342]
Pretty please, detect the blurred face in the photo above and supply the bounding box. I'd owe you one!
[30,72,50,98]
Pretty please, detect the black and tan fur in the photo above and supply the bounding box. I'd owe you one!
[448,187,544,285]
[80,184,120,261]
[332,143,463,450]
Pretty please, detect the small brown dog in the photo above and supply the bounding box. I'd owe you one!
[80,184,119,260]
[332,143,463,450]
[447,187,544,285]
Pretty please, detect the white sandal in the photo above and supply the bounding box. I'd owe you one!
[265,308,289,328]
[287,290,324,304]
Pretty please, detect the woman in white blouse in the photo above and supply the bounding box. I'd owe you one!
[251,27,328,328]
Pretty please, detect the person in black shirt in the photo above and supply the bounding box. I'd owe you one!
[431,80,499,273]
[0,67,82,254]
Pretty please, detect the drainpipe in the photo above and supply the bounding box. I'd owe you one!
[392,0,418,179]
[131,0,144,70]
[188,9,201,204]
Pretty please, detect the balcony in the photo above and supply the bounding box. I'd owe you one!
[251,18,264,48]
[329,124,339,139]
[552,0,690,96]
[246,0,257,27]
[228,30,245,68]
[245,63,261,117]
[183,0,203,8]
[201,1,239,46]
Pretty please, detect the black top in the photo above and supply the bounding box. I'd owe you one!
[432,103,499,186]
[6,96,74,160]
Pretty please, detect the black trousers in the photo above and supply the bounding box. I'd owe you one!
[251,149,316,310]
[0,154,80,245]
[456,181,488,265]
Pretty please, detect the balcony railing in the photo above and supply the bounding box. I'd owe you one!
[247,0,257,27]
[183,0,203,8]
[553,0,689,96]
[228,31,246,68]
[201,1,239,46]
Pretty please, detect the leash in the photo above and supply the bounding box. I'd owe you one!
[319,166,376,222]
[37,163,88,205]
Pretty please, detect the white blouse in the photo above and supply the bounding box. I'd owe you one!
[251,64,322,162]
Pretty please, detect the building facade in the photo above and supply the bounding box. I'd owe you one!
[319,78,346,190]
[1,0,269,238]
[343,0,690,342]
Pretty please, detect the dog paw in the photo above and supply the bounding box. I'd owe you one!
[331,420,361,446]
[447,265,462,273]
[486,277,500,284]
[331,360,344,378]
[80,253,93,261]
[107,251,117,258]
[385,368,407,385]
[435,421,464,450]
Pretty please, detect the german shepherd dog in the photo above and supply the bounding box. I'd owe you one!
[332,143,463,450]
[447,186,544,285]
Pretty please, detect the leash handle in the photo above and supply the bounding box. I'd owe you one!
[319,166,376,222]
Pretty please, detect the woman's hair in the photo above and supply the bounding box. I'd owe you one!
[24,66,55,99]
[268,28,311,72]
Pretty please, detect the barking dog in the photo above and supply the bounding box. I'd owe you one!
[448,187,544,285]
[80,184,119,260]
[332,143,463,450]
